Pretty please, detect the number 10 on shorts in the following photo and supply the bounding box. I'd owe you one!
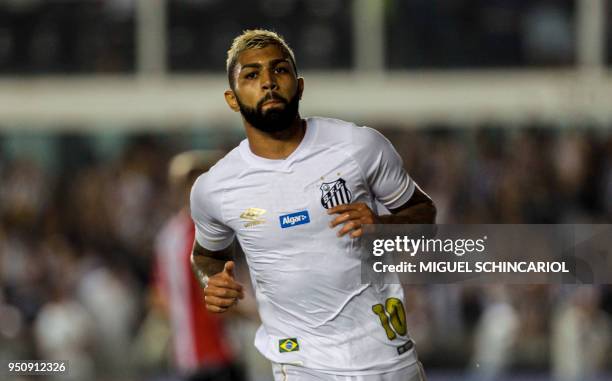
[372,298,407,340]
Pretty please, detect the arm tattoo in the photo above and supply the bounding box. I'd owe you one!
[190,241,233,289]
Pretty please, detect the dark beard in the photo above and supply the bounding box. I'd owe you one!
[236,91,300,133]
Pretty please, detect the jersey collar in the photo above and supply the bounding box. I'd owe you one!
[239,117,317,171]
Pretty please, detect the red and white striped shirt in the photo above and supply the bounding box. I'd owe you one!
[154,210,234,373]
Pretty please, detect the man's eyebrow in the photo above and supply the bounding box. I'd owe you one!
[240,63,262,71]
[269,58,290,66]
[239,58,290,72]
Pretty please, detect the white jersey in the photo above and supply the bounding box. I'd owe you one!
[190,117,418,375]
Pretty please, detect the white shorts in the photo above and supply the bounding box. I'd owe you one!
[272,362,427,381]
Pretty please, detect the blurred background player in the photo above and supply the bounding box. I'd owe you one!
[152,150,247,381]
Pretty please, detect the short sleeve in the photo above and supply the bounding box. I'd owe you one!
[190,173,235,251]
[353,127,415,210]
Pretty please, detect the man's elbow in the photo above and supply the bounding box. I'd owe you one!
[190,251,200,278]
[190,250,196,269]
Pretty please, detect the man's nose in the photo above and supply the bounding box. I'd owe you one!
[261,70,278,91]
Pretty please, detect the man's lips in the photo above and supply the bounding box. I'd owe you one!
[262,99,285,107]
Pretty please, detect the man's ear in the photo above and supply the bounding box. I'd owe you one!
[224,89,240,112]
[297,77,304,100]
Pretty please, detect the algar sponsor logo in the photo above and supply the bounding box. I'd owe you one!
[279,210,310,228]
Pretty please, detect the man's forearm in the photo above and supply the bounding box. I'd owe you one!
[378,185,437,225]
[190,241,232,289]
[379,201,436,224]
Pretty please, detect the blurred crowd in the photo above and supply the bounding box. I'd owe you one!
[2,0,610,74]
[387,0,578,68]
[0,124,611,381]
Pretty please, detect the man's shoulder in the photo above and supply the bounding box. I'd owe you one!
[208,145,244,175]
[309,116,385,149]
[192,146,244,196]
[310,116,357,136]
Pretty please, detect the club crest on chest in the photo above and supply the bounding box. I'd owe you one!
[320,178,352,209]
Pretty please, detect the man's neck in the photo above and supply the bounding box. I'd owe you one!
[245,117,306,160]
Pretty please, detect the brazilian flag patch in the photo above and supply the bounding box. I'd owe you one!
[279,338,300,353]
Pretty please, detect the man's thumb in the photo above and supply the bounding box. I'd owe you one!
[223,261,236,278]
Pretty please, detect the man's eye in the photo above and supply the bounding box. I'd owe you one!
[245,72,257,79]
[275,67,288,73]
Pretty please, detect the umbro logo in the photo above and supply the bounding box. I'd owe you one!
[240,208,266,228]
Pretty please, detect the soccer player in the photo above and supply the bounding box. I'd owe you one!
[190,29,435,381]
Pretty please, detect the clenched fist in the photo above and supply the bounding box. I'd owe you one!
[203,261,245,313]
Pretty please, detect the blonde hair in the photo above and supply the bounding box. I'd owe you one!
[226,29,298,89]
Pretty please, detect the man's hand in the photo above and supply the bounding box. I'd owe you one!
[203,261,245,313]
[328,202,380,238]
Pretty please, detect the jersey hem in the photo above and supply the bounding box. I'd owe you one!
[271,353,418,377]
